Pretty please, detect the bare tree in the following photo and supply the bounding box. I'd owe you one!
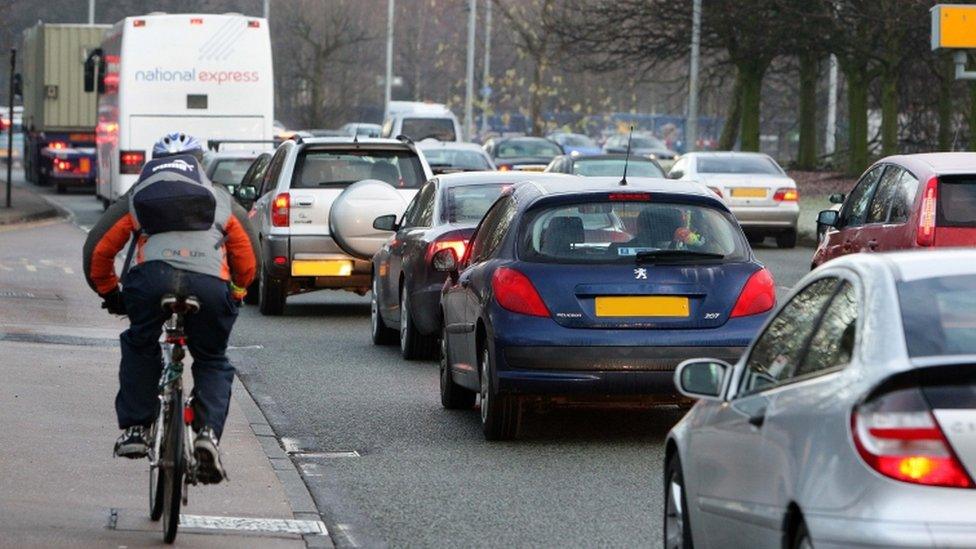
[493,0,557,136]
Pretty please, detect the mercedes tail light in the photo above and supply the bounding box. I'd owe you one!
[271,192,290,227]
[730,268,776,318]
[427,238,467,265]
[917,176,938,247]
[852,386,972,488]
[773,188,799,201]
[491,267,549,317]
[119,150,145,174]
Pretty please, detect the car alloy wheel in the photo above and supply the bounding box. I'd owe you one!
[370,273,397,345]
[400,287,410,355]
[480,347,491,425]
[664,456,692,549]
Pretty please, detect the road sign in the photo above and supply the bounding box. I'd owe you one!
[932,4,976,50]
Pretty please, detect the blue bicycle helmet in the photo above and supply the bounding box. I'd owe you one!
[152,132,204,160]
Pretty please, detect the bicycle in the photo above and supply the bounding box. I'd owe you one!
[147,294,203,543]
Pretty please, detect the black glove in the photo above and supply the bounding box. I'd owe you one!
[100,289,127,315]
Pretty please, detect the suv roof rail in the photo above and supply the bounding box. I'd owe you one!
[395,134,414,145]
[206,139,278,151]
[289,133,304,144]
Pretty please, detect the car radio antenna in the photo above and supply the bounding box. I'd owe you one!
[620,125,634,186]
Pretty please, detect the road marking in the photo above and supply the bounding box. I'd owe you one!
[281,437,302,454]
[283,437,361,459]
[62,267,74,274]
[24,264,36,272]
[178,514,327,535]
[228,344,264,350]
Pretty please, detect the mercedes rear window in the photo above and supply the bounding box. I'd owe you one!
[573,159,664,178]
[899,274,976,357]
[401,118,456,141]
[291,149,426,189]
[698,156,782,175]
[442,184,507,223]
[519,199,747,264]
[938,176,976,227]
[496,139,562,159]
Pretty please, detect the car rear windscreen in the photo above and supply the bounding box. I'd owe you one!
[442,184,507,224]
[899,274,976,357]
[519,200,747,263]
[573,159,663,178]
[292,149,426,189]
[698,156,781,175]
[497,139,562,159]
[939,176,976,227]
[423,148,492,171]
[210,158,255,187]
[401,118,456,141]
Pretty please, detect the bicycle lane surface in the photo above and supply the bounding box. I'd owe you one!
[0,217,327,547]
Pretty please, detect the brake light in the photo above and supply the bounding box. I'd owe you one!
[133,19,145,27]
[917,176,938,247]
[48,141,67,150]
[609,193,652,201]
[773,188,798,201]
[427,239,467,264]
[730,268,775,318]
[54,159,73,172]
[498,164,511,171]
[190,17,203,25]
[852,386,972,488]
[119,150,145,174]
[271,193,290,227]
[248,20,261,28]
[491,267,549,317]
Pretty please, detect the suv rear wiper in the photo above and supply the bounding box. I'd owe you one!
[634,249,726,264]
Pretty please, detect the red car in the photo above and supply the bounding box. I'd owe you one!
[813,153,976,268]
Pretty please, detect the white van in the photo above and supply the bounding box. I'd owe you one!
[86,13,274,206]
[381,101,462,143]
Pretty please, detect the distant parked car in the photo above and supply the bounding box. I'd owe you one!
[381,101,463,143]
[341,122,382,138]
[546,132,602,156]
[603,133,678,169]
[545,153,664,178]
[670,152,800,248]
[665,249,976,548]
[370,171,574,359]
[482,136,563,172]
[417,140,495,174]
[813,152,976,268]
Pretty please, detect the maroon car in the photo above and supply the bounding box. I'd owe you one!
[813,153,976,268]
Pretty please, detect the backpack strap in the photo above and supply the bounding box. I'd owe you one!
[119,229,144,285]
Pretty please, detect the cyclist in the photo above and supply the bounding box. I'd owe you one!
[82,132,260,484]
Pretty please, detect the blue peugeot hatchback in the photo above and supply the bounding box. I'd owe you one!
[434,176,776,440]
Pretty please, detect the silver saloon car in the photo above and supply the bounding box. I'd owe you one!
[664,249,976,549]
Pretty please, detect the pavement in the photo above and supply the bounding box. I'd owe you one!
[0,206,330,546]
[0,181,62,225]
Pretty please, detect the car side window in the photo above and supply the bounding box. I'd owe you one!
[738,277,840,397]
[261,147,288,196]
[415,181,437,227]
[469,197,515,263]
[796,281,858,377]
[888,170,919,224]
[241,153,270,188]
[838,166,884,228]
[400,192,422,229]
[867,166,903,224]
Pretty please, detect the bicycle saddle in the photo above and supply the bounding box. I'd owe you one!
[160,294,201,314]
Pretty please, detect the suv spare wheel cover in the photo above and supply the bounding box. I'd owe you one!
[329,179,408,260]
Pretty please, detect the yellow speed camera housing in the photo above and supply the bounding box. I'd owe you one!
[932,4,976,50]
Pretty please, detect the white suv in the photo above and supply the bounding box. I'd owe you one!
[245,136,432,315]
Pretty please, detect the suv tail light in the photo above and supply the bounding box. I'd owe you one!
[916,176,939,247]
[773,188,798,201]
[730,268,775,318]
[852,386,972,488]
[119,150,145,174]
[491,267,549,317]
[271,192,290,227]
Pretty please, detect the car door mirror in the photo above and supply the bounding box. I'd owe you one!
[431,248,458,275]
[817,209,839,228]
[828,193,846,204]
[372,214,399,232]
[674,359,732,401]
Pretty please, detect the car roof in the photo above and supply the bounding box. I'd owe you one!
[683,151,772,159]
[516,175,714,201]
[417,141,485,152]
[434,171,576,188]
[205,150,264,159]
[878,152,976,176]
[567,153,655,162]
[298,137,412,148]
[883,249,976,282]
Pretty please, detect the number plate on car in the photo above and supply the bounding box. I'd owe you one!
[730,187,767,198]
[594,296,690,317]
[291,260,353,277]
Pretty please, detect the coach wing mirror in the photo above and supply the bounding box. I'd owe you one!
[828,193,846,204]
[372,214,398,232]
[84,59,95,92]
[431,248,458,276]
[817,209,839,228]
[674,359,731,401]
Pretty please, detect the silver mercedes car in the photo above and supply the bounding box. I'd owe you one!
[664,249,976,548]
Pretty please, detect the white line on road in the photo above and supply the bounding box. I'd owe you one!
[179,514,327,535]
[228,344,264,350]
[24,264,36,272]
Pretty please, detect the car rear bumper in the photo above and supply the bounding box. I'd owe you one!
[265,234,371,290]
[730,204,799,230]
[806,513,976,548]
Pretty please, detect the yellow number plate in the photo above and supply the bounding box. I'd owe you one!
[730,187,767,198]
[594,296,690,317]
[291,260,353,277]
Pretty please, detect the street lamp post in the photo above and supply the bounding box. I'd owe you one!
[464,0,476,141]
[686,0,701,153]
[384,0,395,122]
[88,0,95,24]
[480,0,492,138]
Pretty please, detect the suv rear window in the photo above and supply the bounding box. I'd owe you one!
[291,148,426,189]
[401,118,456,141]
[519,199,747,263]
[939,176,976,227]
[899,274,976,357]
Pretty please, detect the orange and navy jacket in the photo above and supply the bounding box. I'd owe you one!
[82,157,260,299]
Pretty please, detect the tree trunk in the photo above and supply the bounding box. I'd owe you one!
[529,56,545,136]
[738,62,765,152]
[718,74,742,150]
[796,53,819,169]
[845,64,869,174]
[938,55,953,151]
[880,69,898,155]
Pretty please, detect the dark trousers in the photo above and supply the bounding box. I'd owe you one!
[117,261,239,438]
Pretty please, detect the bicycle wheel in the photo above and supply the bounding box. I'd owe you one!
[161,387,184,544]
[149,409,166,521]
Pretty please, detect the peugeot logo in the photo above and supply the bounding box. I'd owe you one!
[634,267,647,280]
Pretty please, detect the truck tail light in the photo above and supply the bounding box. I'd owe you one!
[852,386,972,488]
[48,141,68,150]
[491,267,549,318]
[773,188,798,201]
[917,176,938,247]
[730,268,776,318]
[271,192,290,227]
[119,150,145,174]
[54,159,73,172]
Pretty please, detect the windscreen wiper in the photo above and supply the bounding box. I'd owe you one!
[634,249,726,264]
